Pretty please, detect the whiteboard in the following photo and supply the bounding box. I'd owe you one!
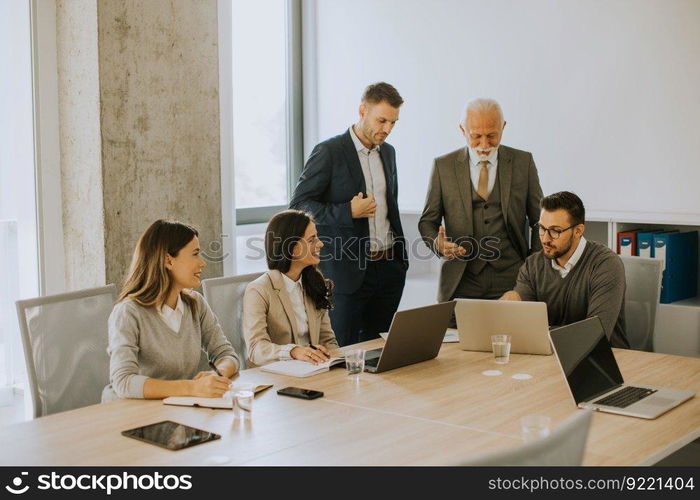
[312,0,700,217]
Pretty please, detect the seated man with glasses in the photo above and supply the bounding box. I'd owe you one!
[500,191,629,348]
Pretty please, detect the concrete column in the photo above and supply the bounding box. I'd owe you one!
[56,0,223,290]
[56,0,106,291]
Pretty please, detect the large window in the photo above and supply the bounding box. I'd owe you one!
[231,0,302,224]
[0,1,39,397]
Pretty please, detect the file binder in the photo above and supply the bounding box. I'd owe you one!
[637,232,654,257]
[653,231,698,303]
[636,229,672,257]
[617,229,641,256]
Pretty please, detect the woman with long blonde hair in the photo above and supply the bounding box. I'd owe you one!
[103,220,239,401]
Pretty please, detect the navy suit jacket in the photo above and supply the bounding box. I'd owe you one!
[289,129,407,294]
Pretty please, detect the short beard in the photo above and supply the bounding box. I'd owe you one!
[543,242,571,261]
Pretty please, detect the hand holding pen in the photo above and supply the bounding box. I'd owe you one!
[291,343,330,364]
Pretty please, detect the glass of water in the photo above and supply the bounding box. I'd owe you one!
[345,348,365,380]
[520,415,552,442]
[233,389,254,421]
[491,334,512,364]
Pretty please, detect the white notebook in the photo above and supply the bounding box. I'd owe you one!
[163,383,273,409]
[163,396,233,409]
[260,357,345,378]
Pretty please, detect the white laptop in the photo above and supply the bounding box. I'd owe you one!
[549,317,694,419]
[455,299,552,355]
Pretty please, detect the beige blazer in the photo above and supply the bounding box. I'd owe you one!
[243,270,339,366]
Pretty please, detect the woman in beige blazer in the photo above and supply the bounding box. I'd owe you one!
[243,209,340,366]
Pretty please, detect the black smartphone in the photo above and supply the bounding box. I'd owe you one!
[277,387,324,400]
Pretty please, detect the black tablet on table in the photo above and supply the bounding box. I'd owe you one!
[121,420,220,450]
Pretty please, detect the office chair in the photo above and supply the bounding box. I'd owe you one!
[16,284,117,418]
[461,409,593,466]
[202,272,262,369]
[620,256,663,352]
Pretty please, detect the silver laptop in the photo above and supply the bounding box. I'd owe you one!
[455,299,552,355]
[364,301,456,373]
[549,317,694,419]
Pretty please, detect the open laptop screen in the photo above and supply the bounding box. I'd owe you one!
[550,317,624,404]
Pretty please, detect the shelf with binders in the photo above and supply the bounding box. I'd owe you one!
[583,212,700,357]
[583,212,700,305]
[612,220,700,307]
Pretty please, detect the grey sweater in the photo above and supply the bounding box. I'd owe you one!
[104,291,238,400]
[514,240,629,348]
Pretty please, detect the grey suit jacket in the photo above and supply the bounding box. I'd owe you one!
[418,145,543,302]
[242,270,339,367]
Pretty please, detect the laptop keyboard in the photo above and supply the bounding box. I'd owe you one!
[595,386,657,408]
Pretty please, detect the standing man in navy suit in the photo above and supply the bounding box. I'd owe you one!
[290,82,408,346]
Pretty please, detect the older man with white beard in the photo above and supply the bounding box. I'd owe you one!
[419,98,544,307]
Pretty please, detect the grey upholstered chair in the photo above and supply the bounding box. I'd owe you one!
[620,256,663,351]
[202,272,263,369]
[461,409,593,466]
[15,284,117,418]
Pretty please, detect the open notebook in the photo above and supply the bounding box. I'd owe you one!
[163,383,273,409]
[260,357,345,378]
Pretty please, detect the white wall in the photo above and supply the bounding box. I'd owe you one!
[312,0,700,216]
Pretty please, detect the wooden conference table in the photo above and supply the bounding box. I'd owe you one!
[1,340,698,466]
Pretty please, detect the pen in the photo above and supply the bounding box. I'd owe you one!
[308,344,329,360]
[208,360,224,377]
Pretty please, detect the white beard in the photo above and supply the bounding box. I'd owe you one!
[469,145,499,163]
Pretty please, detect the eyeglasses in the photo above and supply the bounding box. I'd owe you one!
[535,223,577,240]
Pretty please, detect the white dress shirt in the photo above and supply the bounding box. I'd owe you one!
[278,273,311,359]
[468,146,499,197]
[551,236,587,278]
[158,294,185,333]
[349,126,394,252]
